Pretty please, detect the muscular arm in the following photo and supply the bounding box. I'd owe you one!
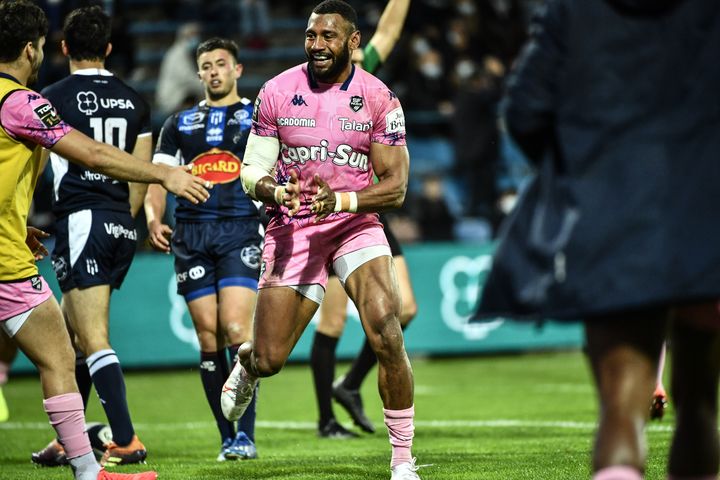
[50,129,209,203]
[128,134,153,217]
[369,0,411,62]
[144,183,171,253]
[356,142,409,211]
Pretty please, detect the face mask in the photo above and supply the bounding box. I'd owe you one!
[455,59,475,80]
[420,62,443,79]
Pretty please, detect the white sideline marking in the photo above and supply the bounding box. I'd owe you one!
[0,419,674,433]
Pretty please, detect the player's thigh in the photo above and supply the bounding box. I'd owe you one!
[62,285,111,354]
[253,286,319,365]
[393,256,417,324]
[14,296,74,374]
[187,293,219,336]
[0,328,17,364]
[317,276,349,337]
[218,286,256,344]
[344,254,401,335]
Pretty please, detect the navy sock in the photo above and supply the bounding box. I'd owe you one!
[75,352,93,409]
[86,349,135,446]
[311,332,339,427]
[200,351,234,443]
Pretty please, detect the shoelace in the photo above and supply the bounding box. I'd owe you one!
[394,458,433,479]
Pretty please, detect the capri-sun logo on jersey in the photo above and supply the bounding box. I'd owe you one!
[190,148,241,184]
[280,140,368,171]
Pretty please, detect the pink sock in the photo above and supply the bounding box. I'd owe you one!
[668,476,718,480]
[0,361,8,385]
[43,393,92,459]
[384,405,415,468]
[594,466,643,480]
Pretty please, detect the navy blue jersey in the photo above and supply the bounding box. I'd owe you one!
[153,99,258,221]
[41,69,151,218]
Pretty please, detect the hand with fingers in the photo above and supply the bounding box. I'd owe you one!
[25,226,50,261]
[277,169,301,217]
[147,220,173,254]
[162,163,212,205]
[310,173,336,221]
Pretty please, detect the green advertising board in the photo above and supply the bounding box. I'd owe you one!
[11,243,582,373]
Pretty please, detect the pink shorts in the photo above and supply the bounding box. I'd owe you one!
[0,276,52,322]
[259,213,389,290]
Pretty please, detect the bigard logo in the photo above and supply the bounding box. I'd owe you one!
[190,149,242,184]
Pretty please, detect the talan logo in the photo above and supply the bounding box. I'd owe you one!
[290,94,308,106]
[349,95,363,112]
[34,103,60,127]
[339,117,371,132]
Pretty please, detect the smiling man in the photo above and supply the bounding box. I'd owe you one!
[145,37,262,462]
[220,2,421,479]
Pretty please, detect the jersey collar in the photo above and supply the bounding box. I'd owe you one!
[0,72,21,84]
[73,68,113,76]
[306,63,355,91]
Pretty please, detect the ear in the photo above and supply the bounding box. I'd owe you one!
[25,42,35,62]
[105,43,113,57]
[235,62,244,79]
[61,40,69,57]
[349,30,361,50]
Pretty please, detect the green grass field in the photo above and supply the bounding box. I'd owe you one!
[0,351,674,479]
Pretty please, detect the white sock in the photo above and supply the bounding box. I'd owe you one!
[69,451,101,480]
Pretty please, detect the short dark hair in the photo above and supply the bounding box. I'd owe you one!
[196,37,239,62]
[63,6,111,61]
[0,0,48,63]
[312,0,358,33]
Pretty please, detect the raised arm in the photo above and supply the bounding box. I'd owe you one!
[369,0,411,62]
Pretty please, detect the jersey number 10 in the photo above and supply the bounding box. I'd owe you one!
[89,117,128,150]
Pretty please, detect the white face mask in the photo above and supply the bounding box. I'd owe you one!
[420,62,443,79]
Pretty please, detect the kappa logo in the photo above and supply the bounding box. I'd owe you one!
[199,361,216,372]
[349,95,363,112]
[77,91,98,115]
[290,94,308,106]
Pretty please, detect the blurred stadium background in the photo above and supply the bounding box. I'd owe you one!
[2,1,677,479]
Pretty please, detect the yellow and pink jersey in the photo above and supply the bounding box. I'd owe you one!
[0,73,71,281]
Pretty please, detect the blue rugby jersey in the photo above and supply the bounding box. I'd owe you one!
[153,99,259,221]
[41,69,151,218]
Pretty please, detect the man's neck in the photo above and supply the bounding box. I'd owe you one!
[69,59,106,73]
[0,64,29,86]
[206,91,241,107]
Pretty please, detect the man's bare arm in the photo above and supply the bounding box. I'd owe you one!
[369,0,411,62]
[128,134,153,217]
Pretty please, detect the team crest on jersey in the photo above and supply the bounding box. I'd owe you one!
[252,97,261,122]
[52,257,68,281]
[349,95,363,112]
[190,148,241,184]
[77,91,99,115]
[34,103,60,127]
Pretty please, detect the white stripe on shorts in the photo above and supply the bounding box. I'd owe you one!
[68,209,92,268]
[0,308,33,337]
[333,245,392,285]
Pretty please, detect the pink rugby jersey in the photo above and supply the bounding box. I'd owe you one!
[251,63,406,226]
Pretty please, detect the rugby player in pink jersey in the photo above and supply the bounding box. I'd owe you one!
[221,1,422,478]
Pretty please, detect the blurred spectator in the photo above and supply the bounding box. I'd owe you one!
[239,0,271,49]
[412,174,456,241]
[155,22,204,116]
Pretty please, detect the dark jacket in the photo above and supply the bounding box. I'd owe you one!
[475,0,720,320]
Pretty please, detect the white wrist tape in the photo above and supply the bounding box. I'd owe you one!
[333,192,358,213]
[274,186,285,205]
[240,133,280,197]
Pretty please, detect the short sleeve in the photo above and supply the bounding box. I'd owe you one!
[371,88,406,146]
[0,90,72,148]
[250,81,279,138]
[152,115,181,166]
[138,98,152,137]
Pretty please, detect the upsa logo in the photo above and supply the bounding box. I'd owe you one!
[190,148,241,184]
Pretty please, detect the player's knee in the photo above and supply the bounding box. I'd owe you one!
[251,350,285,377]
[366,315,404,362]
[400,300,418,326]
[195,330,218,351]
